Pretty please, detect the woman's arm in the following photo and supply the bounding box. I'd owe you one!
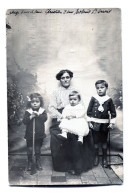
[48,90,62,119]
[86,97,94,128]
[87,97,94,119]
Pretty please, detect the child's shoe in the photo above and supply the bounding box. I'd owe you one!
[27,160,31,171]
[36,158,43,171]
[58,132,67,140]
[102,157,108,168]
[75,169,82,176]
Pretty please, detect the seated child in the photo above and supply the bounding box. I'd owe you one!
[58,91,89,144]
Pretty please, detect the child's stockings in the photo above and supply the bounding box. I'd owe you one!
[27,147,32,171]
[102,148,108,168]
[94,145,99,166]
[35,146,42,170]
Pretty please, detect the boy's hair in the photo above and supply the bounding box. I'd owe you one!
[26,93,44,108]
[56,69,73,80]
[69,91,81,101]
[95,80,108,88]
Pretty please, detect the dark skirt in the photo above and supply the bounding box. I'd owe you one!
[50,118,95,172]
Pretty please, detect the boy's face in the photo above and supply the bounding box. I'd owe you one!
[69,95,79,106]
[96,83,107,96]
[31,98,40,110]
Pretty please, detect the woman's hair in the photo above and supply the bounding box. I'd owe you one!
[95,80,108,88]
[26,93,44,108]
[56,69,73,80]
[69,91,81,101]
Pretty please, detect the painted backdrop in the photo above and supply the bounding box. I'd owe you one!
[6,8,122,154]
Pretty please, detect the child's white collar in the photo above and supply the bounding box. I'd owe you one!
[26,107,45,115]
[93,94,110,112]
[93,94,110,103]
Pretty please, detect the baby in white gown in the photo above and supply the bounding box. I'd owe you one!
[58,91,89,144]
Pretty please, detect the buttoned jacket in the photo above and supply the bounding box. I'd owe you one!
[23,107,47,139]
[87,96,116,124]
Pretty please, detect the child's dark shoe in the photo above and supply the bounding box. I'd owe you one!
[68,170,76,175]
[36,159,43,171]
[102,157,108,168]
[27,161,31,171]
[75,169,82,176]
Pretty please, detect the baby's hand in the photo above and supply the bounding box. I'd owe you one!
[57,115,63,122]
[66,115,76,120]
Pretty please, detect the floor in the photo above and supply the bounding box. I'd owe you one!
[9,154,123,186]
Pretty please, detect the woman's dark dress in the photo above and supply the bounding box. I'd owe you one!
[50,110,95,172]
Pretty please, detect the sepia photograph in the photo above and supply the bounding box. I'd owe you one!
[6,8,123,186]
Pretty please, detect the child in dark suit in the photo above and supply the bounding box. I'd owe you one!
[23,93,47,171]
[87,80,116,167]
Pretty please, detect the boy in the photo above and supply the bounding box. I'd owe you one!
[87,80,116,167]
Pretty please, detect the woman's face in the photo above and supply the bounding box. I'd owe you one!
[60,72,71,88]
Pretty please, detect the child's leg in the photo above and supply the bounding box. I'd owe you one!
[58,128,68,139]
[35,138,43,170]
[101,130,109,168]
[92,130,100,166]
[77,135,83,144]
[26,138,33,170]
[27,146,33,171]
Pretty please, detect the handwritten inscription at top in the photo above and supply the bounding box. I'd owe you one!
[7,8,112,16]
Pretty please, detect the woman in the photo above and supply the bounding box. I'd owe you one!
[48,69,94,175]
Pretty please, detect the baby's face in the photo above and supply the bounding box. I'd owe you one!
[69,95,79,106]
[96,83,107,96]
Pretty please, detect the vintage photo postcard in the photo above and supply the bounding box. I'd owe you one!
[7,8,123,186]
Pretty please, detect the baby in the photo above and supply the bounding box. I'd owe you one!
[58,91,89,144]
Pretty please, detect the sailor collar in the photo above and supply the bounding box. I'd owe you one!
[93,94,110,112]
